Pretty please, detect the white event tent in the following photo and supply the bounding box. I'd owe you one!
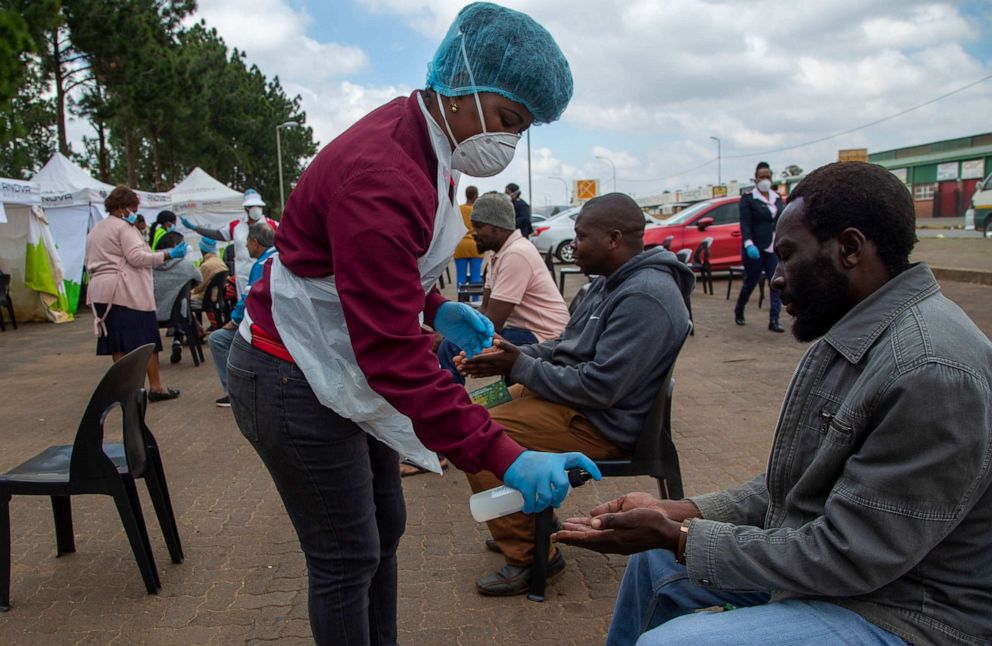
[169,167,243,231]
[0,176,71,323]
[32,153,172,312]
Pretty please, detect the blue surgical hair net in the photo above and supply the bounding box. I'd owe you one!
[426,2,573,125]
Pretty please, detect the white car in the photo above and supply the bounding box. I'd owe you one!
[530,207,581,261]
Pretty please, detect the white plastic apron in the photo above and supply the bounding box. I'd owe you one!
[232,219,251,297]
[265,94,464,473]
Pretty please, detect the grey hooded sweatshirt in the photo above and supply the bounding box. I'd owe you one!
[509,248,695,452]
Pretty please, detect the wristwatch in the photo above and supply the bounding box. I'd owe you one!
[676,519,691,565]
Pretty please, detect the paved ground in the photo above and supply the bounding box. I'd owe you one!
[912,238,991,271]
[0,270,989,645]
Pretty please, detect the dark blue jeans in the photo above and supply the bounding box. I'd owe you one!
[227,335,405,646]
[734,249,781,323]
[436,326,538,385]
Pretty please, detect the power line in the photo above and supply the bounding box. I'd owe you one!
[615,72,992,185]
[723,72,992,159]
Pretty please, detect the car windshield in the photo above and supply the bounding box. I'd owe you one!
[543,207,580,224]
[659,200,716,225]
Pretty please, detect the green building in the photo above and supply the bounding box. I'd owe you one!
[869,133,992,218]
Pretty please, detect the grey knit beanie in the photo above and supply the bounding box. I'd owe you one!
[470,192,515,230]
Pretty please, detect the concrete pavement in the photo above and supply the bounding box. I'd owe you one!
[0,272,989,645]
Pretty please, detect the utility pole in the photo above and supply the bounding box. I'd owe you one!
[709,136,722,186]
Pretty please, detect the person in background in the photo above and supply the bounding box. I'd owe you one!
[134,214,149,244]
[148,210,178,251]
[734,161,785,332]
[153,231,202,364]
[223,4,598,643]
[208,223,276,408]
[182,189,279,297]
[456,193,694,596]
[506,182,532,238]
[554,162,992,646]
[85,185,186,402]
[438,191,568,386]
[190,236,228,315]
[454,185,484,298]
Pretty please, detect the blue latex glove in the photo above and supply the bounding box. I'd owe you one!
[503,451,602,514]
[745,244,760,260]
[434,301,494,358]
[168,242,188,259]
[180,216,195,230]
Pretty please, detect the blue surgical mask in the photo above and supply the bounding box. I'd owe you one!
[126,213,138,224]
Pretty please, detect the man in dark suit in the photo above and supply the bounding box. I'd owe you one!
[734,161,786,332]
[506,182,532,238]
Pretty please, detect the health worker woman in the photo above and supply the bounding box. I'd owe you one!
[225,4,599,644]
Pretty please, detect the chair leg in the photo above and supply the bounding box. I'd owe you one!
[50,496,75,556]
[0,308,5,332]
[1,493,11,610]
[111,480,160,594]
[6,301,15,330]
[527,508,555,602]
[143,448,183,563]
[726,270,734,300]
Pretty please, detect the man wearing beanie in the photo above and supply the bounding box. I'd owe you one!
[191,236,229,320]
[436,192,569,386]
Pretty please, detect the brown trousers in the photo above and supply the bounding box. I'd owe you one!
[465,384,626,565]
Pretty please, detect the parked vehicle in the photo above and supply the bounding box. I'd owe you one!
[643,195,744,270]
[963,172,992,238]
[530,207,580,261]
[531,204,572,224]
[532,206,659,262]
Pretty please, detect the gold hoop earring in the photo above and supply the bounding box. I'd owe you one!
[449,103,458,113]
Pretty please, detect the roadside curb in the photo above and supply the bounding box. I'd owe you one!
[932,266,992,286]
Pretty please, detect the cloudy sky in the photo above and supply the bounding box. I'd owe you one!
[189,0,992,204]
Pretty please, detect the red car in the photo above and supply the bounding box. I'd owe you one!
[643,195,743,270]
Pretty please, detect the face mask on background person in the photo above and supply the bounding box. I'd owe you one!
[438,33,521,177]
[126,212,138,224]
[248,206,263,221]
[757,179,772,193]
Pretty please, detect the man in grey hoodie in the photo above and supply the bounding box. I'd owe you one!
[458,192,695,596]
[153,231,202,363]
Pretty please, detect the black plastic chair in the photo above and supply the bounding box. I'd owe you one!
[726,266,766,309]
[193,270,231,328]
[528,342,688,602]
[690,238,714,295]
[437,264,454,290]
[660,235,674,251]
[160,280,204,366]
[0,344,183,610]
[0,272,17,332]
[675,248,691,264]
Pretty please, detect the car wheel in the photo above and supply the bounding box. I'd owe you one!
[984,216,992,239]
[556,240,575,263]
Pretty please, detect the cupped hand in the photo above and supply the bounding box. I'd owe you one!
[458,338,520,378]
[552,507,675,555]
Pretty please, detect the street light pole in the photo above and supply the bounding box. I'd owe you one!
[549,176,569,203]
[527,130,533,208]
[709,136,721,187]
[276,120,299,212]
[596,155,616,192]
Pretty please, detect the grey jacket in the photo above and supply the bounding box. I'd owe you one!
[686,264,992,646]
[153,258,202,322]
[509,248,694,451]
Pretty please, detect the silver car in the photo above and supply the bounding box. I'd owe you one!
[529,207,581,261]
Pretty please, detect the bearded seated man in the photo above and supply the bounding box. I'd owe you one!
[456,193,694,596]
[554,162,992,646]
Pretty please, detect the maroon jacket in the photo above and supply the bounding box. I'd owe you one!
[247,92,523,477]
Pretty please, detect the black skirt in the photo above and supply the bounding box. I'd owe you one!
[94,303,163,355]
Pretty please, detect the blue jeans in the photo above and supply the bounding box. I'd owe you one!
[227,335,405,646]
[608,550,907,646]
[437,326,538,385]
[207,326,236,392]
[734,249,781,322]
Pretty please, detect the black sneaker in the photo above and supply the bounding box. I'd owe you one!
[170,343,182,364]
[215,395,231,408]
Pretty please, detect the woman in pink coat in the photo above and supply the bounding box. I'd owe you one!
[85,185,187,401]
